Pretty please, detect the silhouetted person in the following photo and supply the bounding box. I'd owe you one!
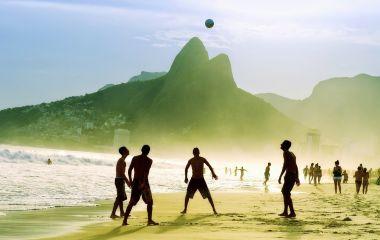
[239,166,247,181]
[225,167,228,175]
[278,140,300,218]
[181,148,218,215]
[110,146,131,219]
[309,163,314,184]
[343,170,348,184]
[47,158,52,165]
[354,167,363,194]
[333,160,342,194]
[122,145,158,226]
[313,164,319,186]
[263,162,271,185]
[362,168,369,194]
[234,166,238,176]
[317,165,322,184]
[303,165,308,180]
[377,168,380,185]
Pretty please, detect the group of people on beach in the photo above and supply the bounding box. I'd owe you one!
[354,164,370,194]
[303,163,323,185]
[110,140,301,226]
[224,166,248,181]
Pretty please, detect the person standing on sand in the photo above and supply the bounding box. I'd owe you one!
[122,145,158,226]
[263,162,271,186]
[313,164,319,186]
[317,165,322,184]
[362,168,369,194]
[278,140,300,218]
[343,170,348,184]
[303,165,308,181]
[110,146,131,219]
[181,147,218,215]
[234,166,238,176]
[354,167,363,194]
[309,163,314,184]
[332,160,342,194]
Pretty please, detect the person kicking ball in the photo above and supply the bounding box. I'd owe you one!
[181,147,218,215]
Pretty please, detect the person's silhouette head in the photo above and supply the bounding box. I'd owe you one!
[335,160,339,166]
[311,163,314,166]
[193,147,200,156]
[119,146,129,157]
[268,162,271,166]
[280,140,292,151]
[363,168,367,173]
[141,145,150,155]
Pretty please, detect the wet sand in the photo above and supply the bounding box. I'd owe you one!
[31,183,380,240]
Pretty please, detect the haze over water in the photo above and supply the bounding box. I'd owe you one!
[0,145,285,213]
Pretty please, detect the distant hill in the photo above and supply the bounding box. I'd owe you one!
[128,71,167,82]
[98,84,115,92]
[0,37,304,153]
[257,74,380,149]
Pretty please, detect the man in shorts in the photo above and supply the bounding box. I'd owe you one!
[181,147,218,215]
[110,146,131,219]
[278,140,300,218]
[122,145,158,226]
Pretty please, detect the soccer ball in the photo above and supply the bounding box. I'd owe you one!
[205,19,214,28]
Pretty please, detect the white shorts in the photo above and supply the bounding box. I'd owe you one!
[333,176,342,181]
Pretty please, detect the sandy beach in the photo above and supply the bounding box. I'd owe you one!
[2,183,378,240]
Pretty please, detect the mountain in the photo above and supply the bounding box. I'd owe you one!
[257,74,380,150]
[0,37,304,154]
[128,71,167,82]
[98,84,115,92]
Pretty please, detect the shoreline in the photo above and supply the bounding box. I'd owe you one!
[1,184,379,240]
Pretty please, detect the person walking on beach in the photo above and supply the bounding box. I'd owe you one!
[362,168,369,194]
[309,163,314,184]
[239,166,247,181]
[317,165,322,184]
[278,140,300,218]
[303,165,308,181]
[333,160,342,194]
[234,166,238,176]
[110,146,131,219]
[343,170,348,184]
[354,167,363,194]
[313,164,319,186]
[181,147,218,215]
[122,145,158,226]
[263,162,271,186]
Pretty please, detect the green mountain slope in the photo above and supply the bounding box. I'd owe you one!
[0,37,304,153]
[257,74,380,148]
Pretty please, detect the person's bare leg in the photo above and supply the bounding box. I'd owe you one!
[287,195,296,218]
[338,180,341,194]
[181,196,190,214]
[122,202,134,226]
[110,199,120,218]
[279,193,288,216]
[334,180,337,194]
[119,201,124,217]
[207,196,218,214]
[147,203,158,225]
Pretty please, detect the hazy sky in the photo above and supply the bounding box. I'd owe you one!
[1,0,380,110]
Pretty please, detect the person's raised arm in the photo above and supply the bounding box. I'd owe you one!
[184,160,191,183]
[204,158,218,180]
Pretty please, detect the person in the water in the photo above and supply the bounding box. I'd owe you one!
[263,162,271,186]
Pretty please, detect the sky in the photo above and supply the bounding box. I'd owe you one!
[1,0,380,110]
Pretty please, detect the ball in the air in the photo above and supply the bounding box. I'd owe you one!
[205,19,214,28]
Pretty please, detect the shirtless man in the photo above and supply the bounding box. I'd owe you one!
[110,146,131,219]
[181,148,218,215]
[362,168,369,194]
[278,140,300,218]
[239,166,248,181]
[354,167,363,194]
[122,145,158,226]
[263,162,271,186]
[309,163,314,184]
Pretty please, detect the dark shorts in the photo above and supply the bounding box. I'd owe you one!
[130,179,153,205]
[186,178,211,199]
[282,173,296,195]
[115,178,127,201]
